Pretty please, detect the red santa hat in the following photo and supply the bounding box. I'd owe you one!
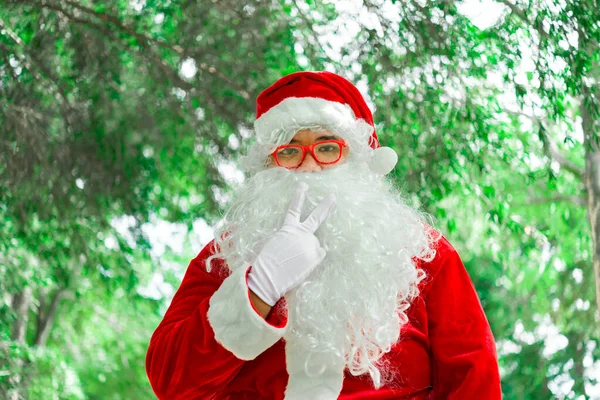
[254,71,398,175]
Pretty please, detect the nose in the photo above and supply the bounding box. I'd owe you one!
[295,152,322,173]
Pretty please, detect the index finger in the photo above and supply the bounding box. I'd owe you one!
[302,193,336,233]
[284,182,309,224]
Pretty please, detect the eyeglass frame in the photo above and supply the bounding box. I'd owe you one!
[270,139,348,169]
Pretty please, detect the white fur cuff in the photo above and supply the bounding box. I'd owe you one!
[207,266,288,360]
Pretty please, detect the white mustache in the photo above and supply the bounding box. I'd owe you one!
[212,159,436,388]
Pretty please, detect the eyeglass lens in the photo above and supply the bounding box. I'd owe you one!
[276,142,342,167]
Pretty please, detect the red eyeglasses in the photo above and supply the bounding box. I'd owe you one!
[271,140,348,169]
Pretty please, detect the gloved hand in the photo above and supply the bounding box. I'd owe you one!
[247,182,336,306]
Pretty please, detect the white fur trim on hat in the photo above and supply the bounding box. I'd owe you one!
[369,146,398,175]
[254,97,357,144]
[207,266,288,360]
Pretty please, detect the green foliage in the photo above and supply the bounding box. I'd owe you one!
[0,0,597,399]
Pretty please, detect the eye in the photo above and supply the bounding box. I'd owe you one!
[317,145,336,152]
[278,147,299,156]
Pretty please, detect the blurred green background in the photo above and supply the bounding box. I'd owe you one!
[0,0,598,399]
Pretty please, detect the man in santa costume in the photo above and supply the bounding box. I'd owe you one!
[146,71,502,399]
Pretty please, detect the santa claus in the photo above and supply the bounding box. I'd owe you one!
[146,71,502,399]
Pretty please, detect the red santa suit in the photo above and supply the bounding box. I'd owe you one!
[146,71,501,399]
[145,234,501,399]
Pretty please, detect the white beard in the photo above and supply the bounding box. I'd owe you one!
[209,160,438,388]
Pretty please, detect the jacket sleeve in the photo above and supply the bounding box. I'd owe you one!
[423,236,502,399]
[145,240,289,400]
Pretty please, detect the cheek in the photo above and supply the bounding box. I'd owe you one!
[339,149,349,163]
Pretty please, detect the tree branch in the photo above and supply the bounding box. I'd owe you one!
[0,18,70,103]
[34,288,66,347]
[7,0,250,99]
[495,0,549,39]
[503,108,584,178]
[73,0,251,98]
[527,194,586,207]
[0,19,75,129]
[66,0,249,98]
[538,125,585,178]
[291,0,324,62]
[61,0,185,54]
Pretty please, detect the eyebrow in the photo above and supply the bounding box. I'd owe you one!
[290,135,338,143]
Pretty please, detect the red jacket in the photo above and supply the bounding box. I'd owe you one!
[146,235,501,399]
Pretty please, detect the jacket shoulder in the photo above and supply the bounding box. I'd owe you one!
[417,230,462,293]
[190,239,231,281]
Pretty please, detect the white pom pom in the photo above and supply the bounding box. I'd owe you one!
[369,146,398,175]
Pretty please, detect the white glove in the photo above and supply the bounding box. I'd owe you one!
[247,182,336,306]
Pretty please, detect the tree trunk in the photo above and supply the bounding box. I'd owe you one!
[581,88,600,332]
[7,287,32,400]
[10,287,32,343]
[34,289,66,347]
[568,330,588,397]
